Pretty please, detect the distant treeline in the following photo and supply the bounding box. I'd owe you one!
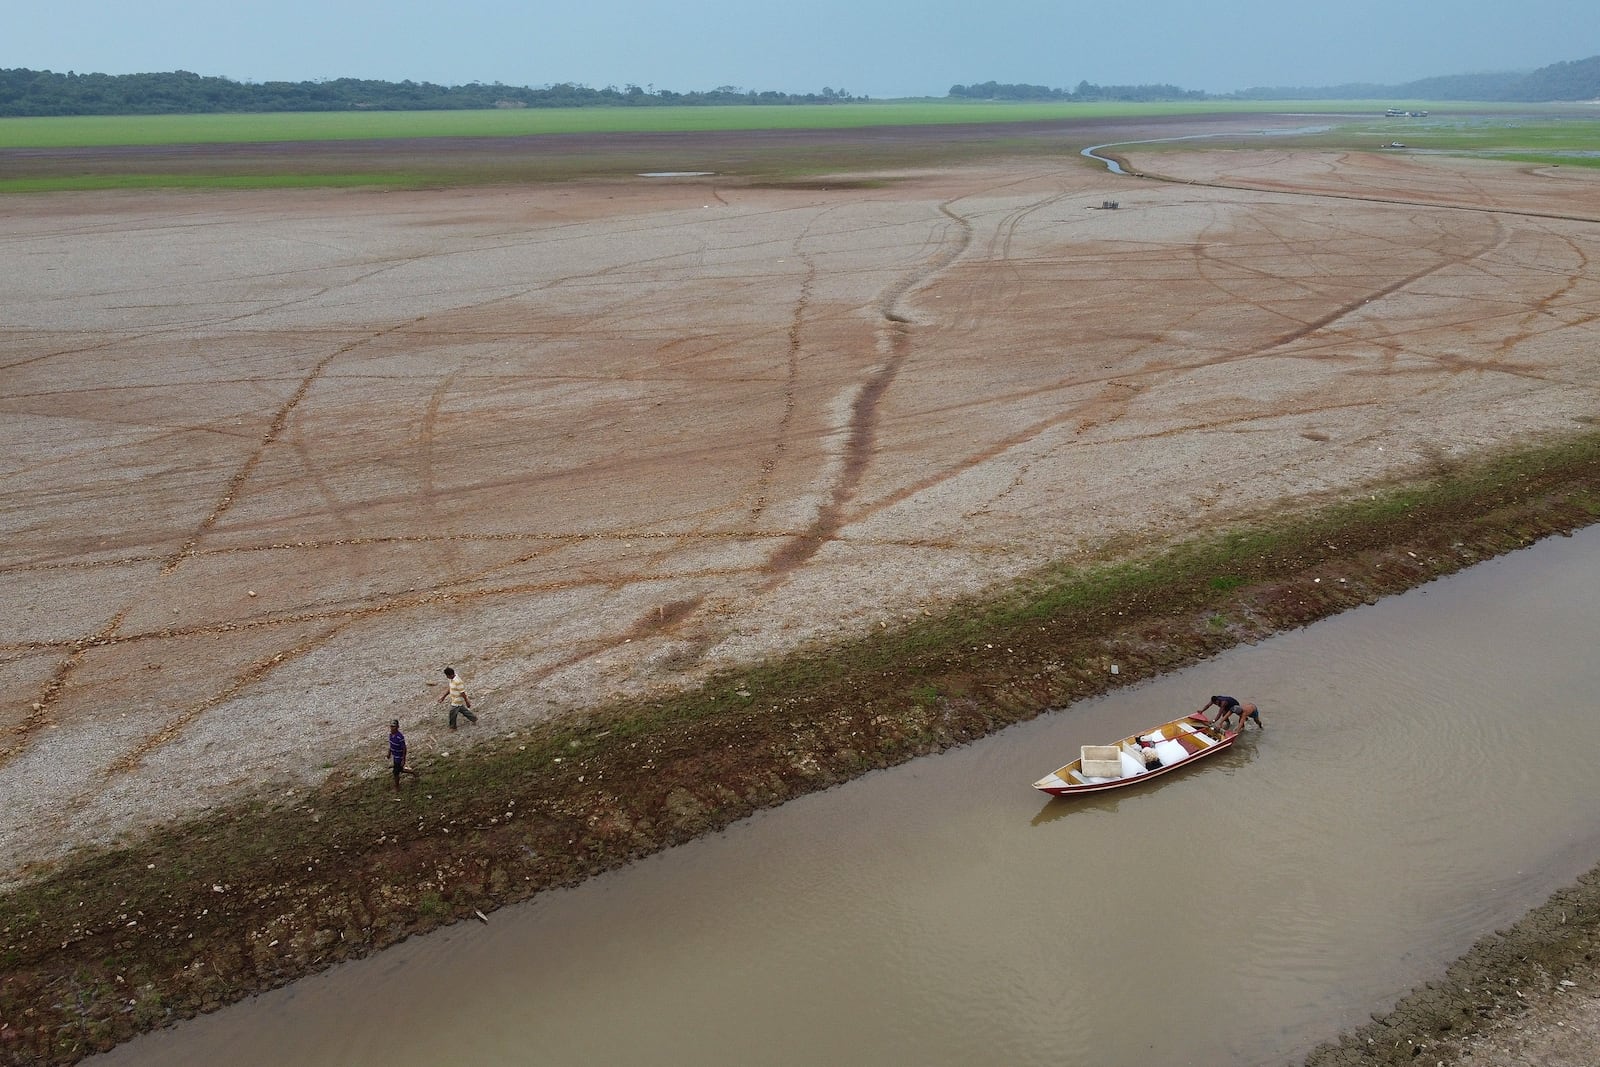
[947,80,1205,102]
[1229,55,1600,102]
[3,55,1597,118]
[0,69,862,117]
[953,55,1600,104]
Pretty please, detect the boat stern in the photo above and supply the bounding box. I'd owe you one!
[1032,770,1072,794]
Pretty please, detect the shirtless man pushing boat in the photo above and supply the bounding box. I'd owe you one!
[1197,694,1264,730]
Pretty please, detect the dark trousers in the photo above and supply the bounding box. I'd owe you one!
[449,704,477,728]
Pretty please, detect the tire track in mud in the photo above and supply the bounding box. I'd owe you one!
[393,196,917,608]
[1117,155,1600,226]
[1496,230,1599,357]
[1178,195,1514,356]
[384,254,687,569]
[757,195,974,585]
[31,549,759,774]
[921,183,1132,505]
[529,594,712,685]
[415,372,455,514]
[39,169,1585,787]
[0,532,585,578]
[750,178,1196,581]
[4,570,583,803]
[392,199,846,598]
[759,182,1378,529]
[861,293,1571,531]
[2,525,995,737]
[4,319,421,773]
[162,318,422,574]
[746,255,813,523]
[0,561,772,661]
[793,163,1580,543]
[0,524,977,588]
[1231,214,1511,357]
[511,193,983,673]
[0,608,130,769]
[3,189,971,784]
[781,192,1562,530]
[1,253,421,377]
[1186,205,1399,323]
[0,337,127,375]
[855,378,1140,524]
[760,325,914,577]
[529,211,831,662]
[568,193,959,664]
[943,196,1073,341]
[875,200,973,324]
[1216,215,1592,387]
[806,182,1132,534]
[99,619,352,778]
[286,417,370,549]
[624,221,823,574]
[5,536,1014,708]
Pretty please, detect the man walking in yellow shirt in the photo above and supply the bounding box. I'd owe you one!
[439,666,478,729]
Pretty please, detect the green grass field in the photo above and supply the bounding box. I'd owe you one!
[1299,113,1600,168]
[0,173,432,193]
[2,101,1592,191]
[0,99,1547,149]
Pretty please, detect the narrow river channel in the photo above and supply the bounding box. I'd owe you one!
[97,526,1600,1066]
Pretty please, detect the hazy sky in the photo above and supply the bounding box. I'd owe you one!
[8,1,1598,98]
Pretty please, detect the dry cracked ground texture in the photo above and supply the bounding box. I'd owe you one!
[1449,994,1600,1065]
[2,149,1599,893]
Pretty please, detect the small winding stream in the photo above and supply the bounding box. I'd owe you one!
[1083,125,1335,173]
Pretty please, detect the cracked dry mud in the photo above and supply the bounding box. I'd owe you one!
[3,127,1600,1062]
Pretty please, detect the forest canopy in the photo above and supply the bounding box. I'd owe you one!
[2,54,1596,117]
[953,56,1599,103]
[0,70,861,117]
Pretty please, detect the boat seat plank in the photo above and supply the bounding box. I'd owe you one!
[1177,722,1217,747]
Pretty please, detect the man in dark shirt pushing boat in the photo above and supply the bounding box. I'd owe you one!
[1197,694,1263,731]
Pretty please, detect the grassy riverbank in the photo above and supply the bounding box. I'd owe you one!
[0,100,1441,150]
[4,428,1600,1064]
[4,103,1580,193]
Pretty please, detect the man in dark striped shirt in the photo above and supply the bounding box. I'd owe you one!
[1197,694,1263,731]
[389,719,418,790]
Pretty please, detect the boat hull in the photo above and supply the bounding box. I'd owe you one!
[1032,715,1237,796]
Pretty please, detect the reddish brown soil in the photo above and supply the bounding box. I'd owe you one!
[2,115,1600,1064]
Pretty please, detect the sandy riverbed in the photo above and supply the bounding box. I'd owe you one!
[4,120,1600,1064]
[4,140,1600,882]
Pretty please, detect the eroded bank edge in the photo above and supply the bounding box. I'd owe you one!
[1302,870,1600,1066]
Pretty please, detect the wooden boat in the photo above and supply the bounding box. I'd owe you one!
[1032,714,1235,796]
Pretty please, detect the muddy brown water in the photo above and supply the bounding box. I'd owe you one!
[95,527,1600,1066]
